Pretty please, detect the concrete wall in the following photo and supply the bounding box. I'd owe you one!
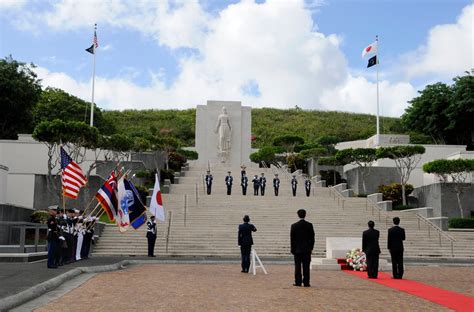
[412,183,474,218]
[0,204,34,222]
[345,166,400,195]
[33,175,105,211]
[95,160,147,179]
[131,151,166,171]
[7,173,35,208]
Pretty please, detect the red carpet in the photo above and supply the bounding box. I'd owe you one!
[345,271,474,312]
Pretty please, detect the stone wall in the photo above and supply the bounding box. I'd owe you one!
[0,204,34,222]
[344,166,400,195]
[412,183,474,218]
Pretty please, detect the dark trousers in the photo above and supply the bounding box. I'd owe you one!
[274,187,279,196]
[305,188,311,197]
[366,252,379,278]
[47,240,58,268]
[147,234,157,256]
[260,186,265,196]
[206,185,211,195]
[292,187,297,197]
[390,250,404,279]
[294,253,311,286]
[242,186,247,195]
[64,233,73,263]
[227,185,232,195]
[253,187,259,195]
[81,234,91,259]
[240,245,251,272]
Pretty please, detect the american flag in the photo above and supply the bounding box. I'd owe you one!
[96,171,119,222]
[60,147,87,199]
[93,30,98,48]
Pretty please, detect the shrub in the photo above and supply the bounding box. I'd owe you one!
[134,184,150,204]
[178,149,198,160]
[30,210,49,224]
[135,170,152,179]
[393,204,415,210]
[449,218,474,229]
[160,168,175,183]
[378,183,414,207]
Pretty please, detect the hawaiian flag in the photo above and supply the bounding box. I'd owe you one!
[96,172,119,221]
[150,174,165,221]
[60,147,87,199]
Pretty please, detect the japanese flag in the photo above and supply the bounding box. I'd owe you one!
[150,174,165,221]
[362,41,378,58]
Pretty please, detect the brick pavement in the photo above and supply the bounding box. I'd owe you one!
[35,264,473,312]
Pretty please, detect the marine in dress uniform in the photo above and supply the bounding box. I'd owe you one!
[273,174,280,196]
[241,173,248,195]
[225,171,233,195]
[259,173,266,196]
[304,177,311,197]
[252,175,260,196]
[205,171,213,195]
[147,216,157,257]
[291,176,298,197]
[46,207,59,268]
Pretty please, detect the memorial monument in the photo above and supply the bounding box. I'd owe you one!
[195,101,251,167]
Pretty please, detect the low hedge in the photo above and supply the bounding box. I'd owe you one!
[449,218,474,229]
[393,204,415,211]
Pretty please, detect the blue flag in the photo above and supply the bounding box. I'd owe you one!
[122,179,147,229]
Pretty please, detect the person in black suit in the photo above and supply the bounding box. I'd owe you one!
[238,215,257,273]
[388,217,405,279]
[225,171,233,195]
[362,220,381,279]
[290,209,315,287]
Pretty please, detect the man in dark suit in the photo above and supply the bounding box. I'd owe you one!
[225,171,233,195]
[362,220,381,279]
[290,209,315,287]
[238,215,257,273]
[388,217,406,279]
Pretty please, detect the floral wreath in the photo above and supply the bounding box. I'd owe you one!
[346,248,367,271]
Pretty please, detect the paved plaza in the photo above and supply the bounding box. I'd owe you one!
[26,263,473,311]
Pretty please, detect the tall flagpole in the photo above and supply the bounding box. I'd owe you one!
[375,35,380,144]
[90,24,97,127]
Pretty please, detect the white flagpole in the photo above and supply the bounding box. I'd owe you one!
[90,23,97,127]
[375,35,380,145]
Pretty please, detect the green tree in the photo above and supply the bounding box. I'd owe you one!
[423,159,474,218]
[249,146,281,167]
[33,87,115,135]
[335,148,378,194]
[273,135,305,153]
[316,135,340,154]
[377,145,425,205]
[0,56,42,139]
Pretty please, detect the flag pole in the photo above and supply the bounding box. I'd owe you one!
[376,35,380,145]
[90,23,97,127]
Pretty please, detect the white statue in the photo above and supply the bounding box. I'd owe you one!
[215,107,232,161]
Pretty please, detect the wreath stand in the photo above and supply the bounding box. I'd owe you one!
[251,248,267,275]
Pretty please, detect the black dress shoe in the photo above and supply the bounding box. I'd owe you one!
[303,284,311,287]
[293,283,301,287]
[47,266,58,269]
[241,270,246,273]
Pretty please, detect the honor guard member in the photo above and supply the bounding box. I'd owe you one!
[225,171,233,195]
[147,215,157,257]
[64,209,76,263]
[205,170,213,195]
[56,209,67,266]
[252,175,260,196]
[304,176,312,197]
[273,174,280,196]
[241,173,248,195]
[46,206,59,268]
[259,173,267,196]
[291,175,298,197]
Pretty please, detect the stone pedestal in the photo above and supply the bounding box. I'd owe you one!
[195,101,251,167]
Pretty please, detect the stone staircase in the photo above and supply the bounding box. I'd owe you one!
[93,165,474,260]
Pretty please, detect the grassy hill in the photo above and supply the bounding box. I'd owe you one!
[103,108,404,148]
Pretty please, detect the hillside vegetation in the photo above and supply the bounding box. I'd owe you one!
[103,108,403,147]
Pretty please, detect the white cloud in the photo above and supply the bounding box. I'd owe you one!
[0,0,27,9]
[402,4,474,79]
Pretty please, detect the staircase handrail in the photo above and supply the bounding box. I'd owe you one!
[366,197,455,256]
[366,196,392,225]
[329,186,346,209]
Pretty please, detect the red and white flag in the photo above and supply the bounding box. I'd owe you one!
[150,174,165,221]
[60,147,87,199]
[362,41,378,58]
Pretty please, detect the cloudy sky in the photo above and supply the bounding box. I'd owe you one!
[0,0,472,117]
